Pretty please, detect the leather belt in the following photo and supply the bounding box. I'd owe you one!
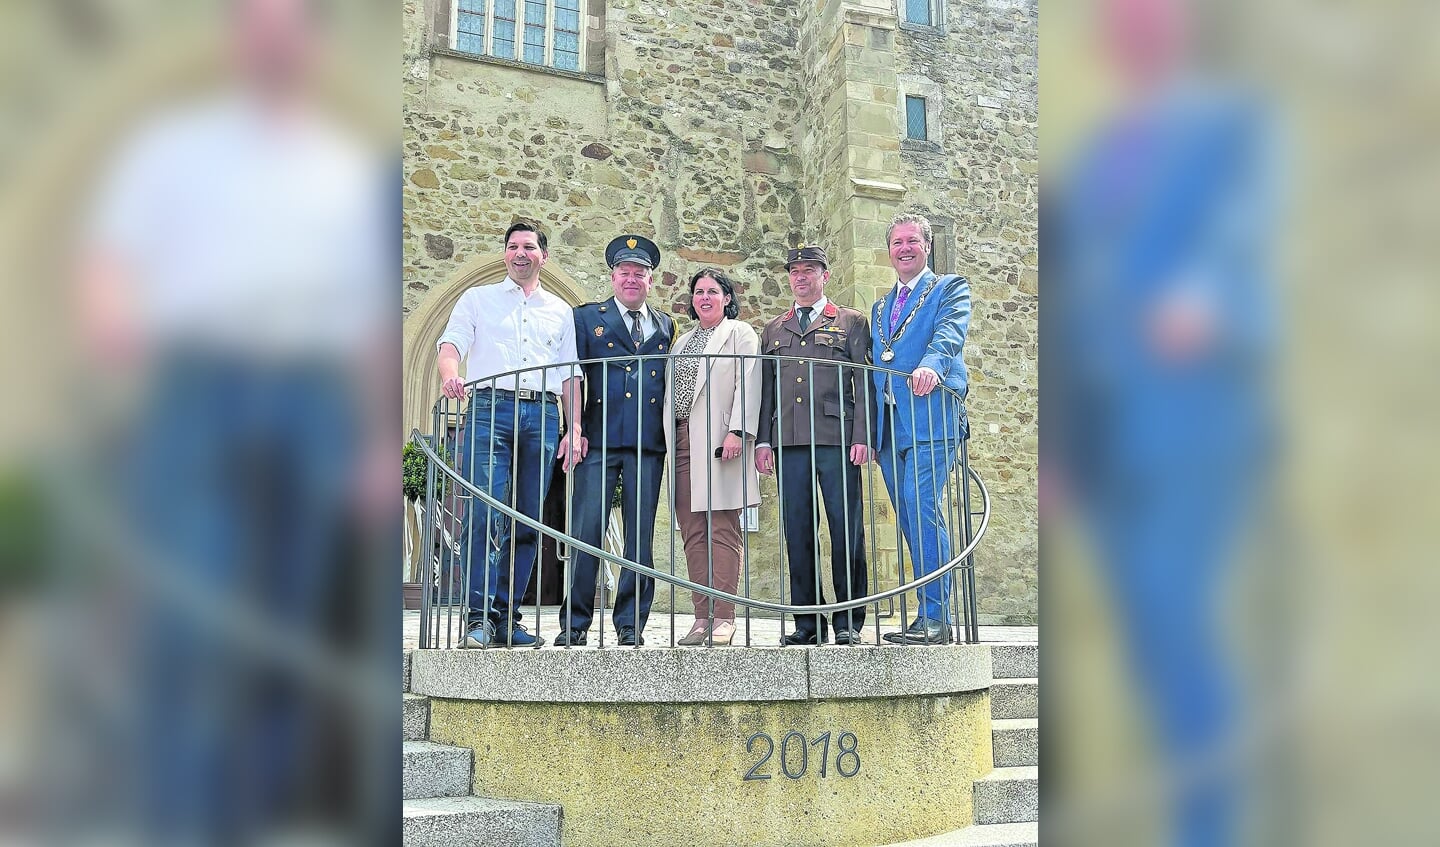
[477,387,556,404]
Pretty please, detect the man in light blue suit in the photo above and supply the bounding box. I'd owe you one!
[870,212,971,644]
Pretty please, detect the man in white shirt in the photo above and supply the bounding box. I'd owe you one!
[437,220,582,647]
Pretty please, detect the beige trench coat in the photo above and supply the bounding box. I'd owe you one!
[664,317,762,512]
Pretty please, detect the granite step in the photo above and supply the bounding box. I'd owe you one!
[991,718,1038,769]
[877,821,1038,847]
[973,766,1038,825]
[990,678,1037,720]
[402,795,562,847]
[990,644,1037,680]
[402,741,472,800]
[403,693,429,741]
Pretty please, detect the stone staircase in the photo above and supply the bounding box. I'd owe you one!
[883,641,1039,847]
[402,642,1036,846]
[402,652,563,846]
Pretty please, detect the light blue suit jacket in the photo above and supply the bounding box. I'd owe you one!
[870,268,971,448]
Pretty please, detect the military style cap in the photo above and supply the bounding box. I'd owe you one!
[785,244,829,269]
[605,234,661,269]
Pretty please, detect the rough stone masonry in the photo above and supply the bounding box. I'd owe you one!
[402,0,1036,624]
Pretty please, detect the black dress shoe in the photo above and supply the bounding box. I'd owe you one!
[833,629,864,646]
[616,625,644,646]
[882,618,953,645]
[553,628,587,647]
[781,630,822,647]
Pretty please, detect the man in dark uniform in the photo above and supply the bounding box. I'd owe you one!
[756,245,875,646]
[555,234,676,646]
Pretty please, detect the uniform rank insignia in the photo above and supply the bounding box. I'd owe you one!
[594,326,606,336]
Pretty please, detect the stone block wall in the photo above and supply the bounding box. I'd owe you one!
[402,0,1038,624]
[891,0,1039,623]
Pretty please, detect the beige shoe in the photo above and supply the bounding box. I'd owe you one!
[677,621,710,647]
[709,620,736,646]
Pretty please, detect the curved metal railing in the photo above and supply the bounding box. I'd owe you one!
[410,353,989,648]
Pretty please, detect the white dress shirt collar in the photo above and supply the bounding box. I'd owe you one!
[612,297,655,336]
[794,295,829,317]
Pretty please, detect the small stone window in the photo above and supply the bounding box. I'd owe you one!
[905,96,929,141]
[903,0,933,26]
[898,75,944,152]
[927,223,950,273]
[901,0,945,29]
[440,0,595,75]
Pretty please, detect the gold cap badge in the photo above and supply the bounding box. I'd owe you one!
[626,237,637,249]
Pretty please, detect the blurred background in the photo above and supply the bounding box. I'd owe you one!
[3,0,1438,844]
[1044,0,1440,845]
[0,0,396,843]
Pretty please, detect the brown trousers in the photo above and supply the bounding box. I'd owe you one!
[673,419,743,622]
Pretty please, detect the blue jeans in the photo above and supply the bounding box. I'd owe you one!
[126,355,356,839]
[878,435,959,623]
[460,392,560,629]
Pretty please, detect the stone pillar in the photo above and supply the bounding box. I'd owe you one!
[798,1,908,313]
[797,1,913,589]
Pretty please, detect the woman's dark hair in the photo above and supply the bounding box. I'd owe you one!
[686,267,741,320]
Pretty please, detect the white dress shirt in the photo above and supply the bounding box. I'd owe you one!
[612,297,657,341]
[87,94,385,357]
[437,278,578,394]
[795,295,829,326]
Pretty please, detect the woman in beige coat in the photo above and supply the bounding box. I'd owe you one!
[664,268,761,646]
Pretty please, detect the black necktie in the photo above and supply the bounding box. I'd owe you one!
[628,310,644,345]
[798,306,813,332]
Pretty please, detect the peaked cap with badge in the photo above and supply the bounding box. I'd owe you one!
[758,242,875,451]
[785,243,829,270]
[605,233,661,270]
[574,233,675,455]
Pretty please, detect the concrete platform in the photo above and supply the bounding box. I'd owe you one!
[411,640,992,702]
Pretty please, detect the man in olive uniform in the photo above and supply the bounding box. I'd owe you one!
[555,234,676,646]
[756,245,875,645]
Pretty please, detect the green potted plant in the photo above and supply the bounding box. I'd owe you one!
[402,439,449,609]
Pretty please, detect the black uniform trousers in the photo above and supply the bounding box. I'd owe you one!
[778,444,868,637]
[559,447,664,633]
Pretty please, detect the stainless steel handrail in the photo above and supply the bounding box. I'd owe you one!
[413,353,988,646]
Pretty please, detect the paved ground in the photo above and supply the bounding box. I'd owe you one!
[404,606,1036,650]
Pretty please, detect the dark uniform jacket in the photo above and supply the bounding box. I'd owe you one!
[574,299,676,454]
[758,301,875,449]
